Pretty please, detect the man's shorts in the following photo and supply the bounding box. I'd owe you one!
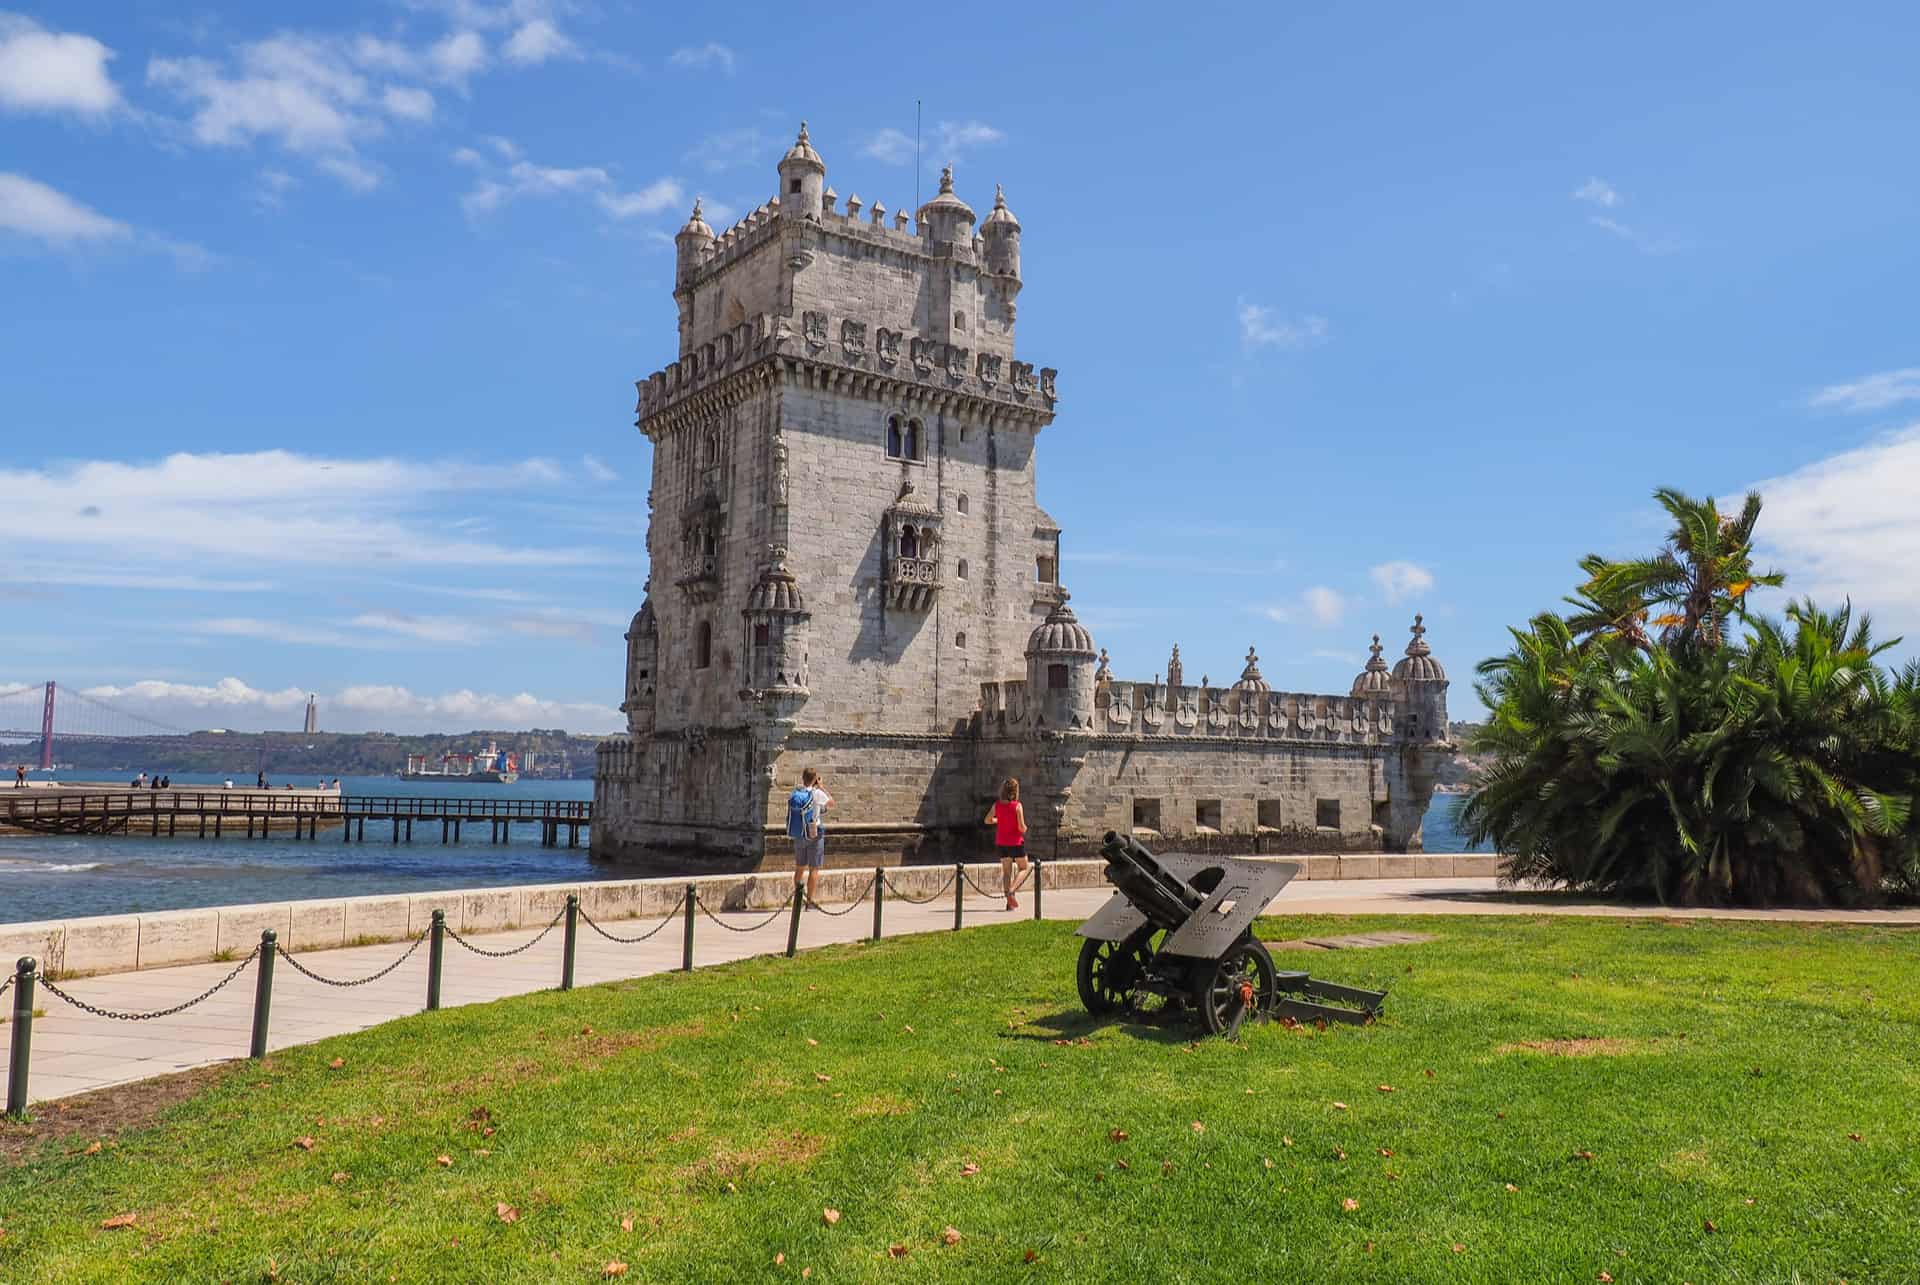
[793,834,826,868]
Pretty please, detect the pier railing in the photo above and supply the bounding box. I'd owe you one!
[0,790,591,845]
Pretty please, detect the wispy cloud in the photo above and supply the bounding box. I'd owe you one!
[1807,367,1920,414]
[1572,177,1619,208]
[1570,177,1680,255]
[1237,301,1329,351]
[0,171,214,267]
[1369,560,1434,604]
[0,13,121,117]
[582,454,618,482]
[503,19,577,65]
[669,42,735,74]
[1259,586,1347,628]
[459,142,682,221]
[688,125,770,173]
[75,674,622,734]
[862,120,1005,167]
[862,128,914,166]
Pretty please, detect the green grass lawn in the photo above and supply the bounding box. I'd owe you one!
[2,913,1917,1282]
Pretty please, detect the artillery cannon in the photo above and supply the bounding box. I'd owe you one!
[1075,830,1387,1037]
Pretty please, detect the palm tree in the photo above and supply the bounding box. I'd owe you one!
[1582,488,1785,650]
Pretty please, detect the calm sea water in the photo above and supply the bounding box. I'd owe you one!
[1,775,1487,925]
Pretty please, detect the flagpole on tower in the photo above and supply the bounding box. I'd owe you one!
[915,99,922,214]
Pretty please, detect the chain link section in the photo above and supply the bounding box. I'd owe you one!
[804,876,878,917]
[37,948,259,1022]
[276,930,428,988]
[445,905,568,958]
[879,872,958,905]
[578,904,681,945]
[693,895,791,933]
[960,868,1031,899]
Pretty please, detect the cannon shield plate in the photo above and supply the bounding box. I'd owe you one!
[1158,856,1299,960]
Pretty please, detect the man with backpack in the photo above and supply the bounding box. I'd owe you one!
[786,767,834,905]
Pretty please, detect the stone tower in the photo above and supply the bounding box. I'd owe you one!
[599,123,1062,864]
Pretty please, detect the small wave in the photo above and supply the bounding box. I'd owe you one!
[0,859,101,874]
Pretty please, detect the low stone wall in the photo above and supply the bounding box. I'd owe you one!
[0,852,1497,980]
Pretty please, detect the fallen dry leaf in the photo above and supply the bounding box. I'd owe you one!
[329,1057,345,1070]
[83,1141,101,1156]
[1109,1128,1129,1142]
[1496,1111,1506,1120]
[581,1025,594,1036]
[1504,1183,1519,1193]
[1574,1150,1595,1161]
[1190,1121,1206,1134]
[1342,1198,1359,1212]
[904,1025,916,1033]
[1378,1148,1394,1157]
[888,1244,909,1259]
[1451,1243,1466,1254]
[495,1203,520,1224]
[805,1037,818,1046]
[1332,1101,1349,1111]
[1702,1219,1716,1234]
[1115,1159,1129,1171]
[475,1149,491,1157]
[294,1136,315,1152]
[774,1252,785,1265]
[1283,1136,1294,1147]
[822,1208,841,1227]
[960,1162,981,1176]
[100,1213,138,1230]
[469,1106,492,1122]
[1744,1198,1756,1206]
[1598,1274,1613,1283]
[1024,1250,1038,1264]
[942,1226,962,1246]
[814,1072,832,1083]
[1424,1068,1435,1078]
[1333,1148,1347,1161]
[1377,1085,1395,1094]
[436,1155,453,1168]
[802,1269,812,1279]
[621,1216,634,1233]
[331,1171,350,1184]
[602,1263,628,1279]
[1848,1132,1863,1142]
[1263,1157,1274,1169]
[1161,1160,1175,1175]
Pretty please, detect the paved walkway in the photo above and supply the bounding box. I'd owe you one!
[6,876,1917,1107]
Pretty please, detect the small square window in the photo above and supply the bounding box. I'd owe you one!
[1132,798,1162,833]
[1258,800,1284,830]
[956,558,968,580]
[789,179,802,194]
[1037,555,1057,584]
[753,622,770,647]
[1047,663,1069,690]
[1195,799,1222,831]
[1315,798,1340,829]
[954,631,967,648]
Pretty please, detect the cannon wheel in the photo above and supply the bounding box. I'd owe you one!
[1199,938,1278,1038]
[1077,927,1157,1016]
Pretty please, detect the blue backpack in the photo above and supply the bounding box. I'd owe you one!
[786,787,820,840]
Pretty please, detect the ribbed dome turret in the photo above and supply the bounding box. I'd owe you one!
[1352,634,1391,696]
[677,198,714,242]
[1233,645,1270,693]
[981,184,1019,230]
[627,596,656,639]
[1391,615,1447,682]
[780,121,824,171]
[746,552,806,614]
[916,165,976,242]
[1025,595,1096,658]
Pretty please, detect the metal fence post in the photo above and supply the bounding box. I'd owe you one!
[785,885,803,959]
[561,895,578,991]
[953,863,964,931]
[871,866,885,942]
[6,957,36,1119]
[249,929,276,1059]
[427,910,445,1011]
[1033,858,1044,921]
[682,885,696,972]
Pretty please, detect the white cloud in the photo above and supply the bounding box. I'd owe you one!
[0,172,128,246]
[688,126,770,173]
[195,617,361,647]
[428,30,488,84]
[1238,301,1329,351]
[861,120,1005,167]
[460,149,682,221]
[0,450,611,569]
[1749,422,1920,622]
[1573,177,1619,208]
[669,42,735,74]
[254,168,298,210]
[0,14,120,117]
[382,85,435,121]
[1369,560,1435,604]
[75,675,622,734]
[582,454,617,482]
[1807,367,1920,414]
[503,19,576,64]
[1304,586,1346,627]
[316,154,380,191]
[351,611,483,644]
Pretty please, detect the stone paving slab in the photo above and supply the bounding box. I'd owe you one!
[7,876,1919,1107]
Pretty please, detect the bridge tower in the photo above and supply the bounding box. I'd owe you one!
[40,681,54,771]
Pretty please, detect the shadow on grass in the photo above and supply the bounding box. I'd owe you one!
[1002,1006,1204,1046]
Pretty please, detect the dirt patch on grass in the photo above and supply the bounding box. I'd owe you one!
[849,1093,914,1119]
[574,1020,707,1063]
[678,1129,825,1192]
[1497,1037,1672,1057]
[0,1062,235,1165]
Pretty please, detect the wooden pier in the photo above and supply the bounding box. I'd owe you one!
[0,789,590,847]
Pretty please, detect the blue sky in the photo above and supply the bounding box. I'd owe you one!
[4,2,1920,735]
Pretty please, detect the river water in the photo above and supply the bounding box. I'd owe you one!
[0,775,1487,925]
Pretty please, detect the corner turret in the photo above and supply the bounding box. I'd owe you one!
[916,165,976,247]
[1025,594,1098,731]
[1351,634,1391,698]
[622,588,658,736]
[674,198,714,286]
[742,546,811,696]
[981,184,1022,279]
[1390,614,1449,743]
[777,121,826,222]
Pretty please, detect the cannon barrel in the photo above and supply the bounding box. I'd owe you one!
[1099,829,1204,930]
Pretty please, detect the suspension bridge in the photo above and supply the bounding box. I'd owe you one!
[0,682,191,771]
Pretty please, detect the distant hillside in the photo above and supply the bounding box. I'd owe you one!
[24,729,606,779]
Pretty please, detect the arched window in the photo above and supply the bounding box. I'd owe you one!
[900,524,919,559]
[955,631,967,649]
[956,493,969,515]
[753,622,770,648]
[905,419,922,461]
[694,621,712,669]
[956,558,968,580]
[701,526,715,556]
[886,415,902,458]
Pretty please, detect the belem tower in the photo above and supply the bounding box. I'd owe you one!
[594,124,1450,869]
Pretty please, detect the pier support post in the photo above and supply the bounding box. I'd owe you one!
[405,818,412,843]
[6,957,35,1119]
[392,816,400,844]
[249,930,277,1059]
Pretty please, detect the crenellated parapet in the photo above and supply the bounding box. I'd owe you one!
[636,309,1058,440]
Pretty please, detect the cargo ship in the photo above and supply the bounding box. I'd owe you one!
[401,742,519,783]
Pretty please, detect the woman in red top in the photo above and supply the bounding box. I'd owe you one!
[985,777,1029,911]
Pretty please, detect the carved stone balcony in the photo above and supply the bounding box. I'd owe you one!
[675,555,720,603]
[884,556,940,612]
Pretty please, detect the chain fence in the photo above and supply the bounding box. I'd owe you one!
[445,905,568,958]
[36,948,260,1022]
[693,896,792,934]
[804,876,878,917]
[276,930,429,988]
[879,872,959,905]
[580,903,680,945]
